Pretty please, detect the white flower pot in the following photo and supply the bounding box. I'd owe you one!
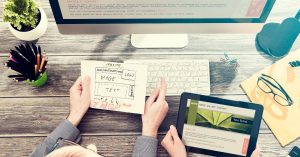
[8,7,48,41]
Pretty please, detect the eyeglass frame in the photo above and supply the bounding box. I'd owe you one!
[257,74,293,106]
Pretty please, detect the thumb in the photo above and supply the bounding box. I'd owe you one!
[251,146,260,157]
[169,125,181,142]
[82,76,91,100]
[161,130,174,155]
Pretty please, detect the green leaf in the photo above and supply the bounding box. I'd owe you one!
[2,0,40,31]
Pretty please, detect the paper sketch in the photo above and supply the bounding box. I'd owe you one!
[81,61,147,114]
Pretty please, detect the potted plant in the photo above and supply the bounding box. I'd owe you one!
[2,0,48,41]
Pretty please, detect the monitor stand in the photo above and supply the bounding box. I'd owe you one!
[130,34,188,48]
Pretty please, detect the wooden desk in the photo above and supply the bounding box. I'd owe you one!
[0,0,299,156]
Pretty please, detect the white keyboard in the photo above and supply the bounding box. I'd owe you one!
[125,60,210,96]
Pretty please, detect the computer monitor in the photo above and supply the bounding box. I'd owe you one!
[49,0,275,48]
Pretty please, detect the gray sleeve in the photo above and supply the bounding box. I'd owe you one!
[29,120,81,157]
[132,136,158,157]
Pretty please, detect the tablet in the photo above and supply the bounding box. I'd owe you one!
[177,93,263,157]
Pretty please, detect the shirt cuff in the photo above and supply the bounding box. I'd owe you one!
[49,120,81,143]
[132,136,158,157]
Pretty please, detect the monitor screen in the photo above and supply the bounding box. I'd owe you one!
[183,99,256,156]
[52,0,275,23]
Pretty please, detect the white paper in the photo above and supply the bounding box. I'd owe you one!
[81,60,147,114]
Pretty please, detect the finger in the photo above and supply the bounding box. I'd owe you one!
[81,76,91,104]
[163,101,169,113]
[161,130,173,147]
[157,78,167,102]
[170,125,181,142]
[70,76,82,91]
[86,144,97,153]
[251,146,260,157]
[145,88,159,111]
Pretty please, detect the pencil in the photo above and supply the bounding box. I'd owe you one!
[41,65,47,73]
[35,65,38,76]
[10,49,29,64]
[41,59,48,73]
[8,54,18,63]
[39,56,45,72]
[8,66,26,76]
[18,44,29,60]
[19,44,35,66]
[37,53,41,70]
[25,43,36,64]
[6,60,32,75]
[4,62,23,69]
[15,46,24,57]
[13,77,27,82]
[43,50,46,58]
[8,74,24,78]
[38,46,42,57]
[32,43,38,56]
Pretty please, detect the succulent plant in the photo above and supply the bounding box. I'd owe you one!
[3,0,40,31]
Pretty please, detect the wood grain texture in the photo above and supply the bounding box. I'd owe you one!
[0,54,275,97]
[0,23,299,56]
[0,0,300,156]
[0,134,299,157]
[0,0,300,56]
[0,95,274,135]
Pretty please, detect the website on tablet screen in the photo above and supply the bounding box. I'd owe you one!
[182,99,256,156]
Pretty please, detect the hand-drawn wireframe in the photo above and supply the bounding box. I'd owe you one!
[81,61,147,114]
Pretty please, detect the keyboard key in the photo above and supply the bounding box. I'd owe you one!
[125,60,210,96]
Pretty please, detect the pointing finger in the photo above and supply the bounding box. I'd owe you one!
[158,78,167,102]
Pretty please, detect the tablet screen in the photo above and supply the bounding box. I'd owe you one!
[182,99,256,156]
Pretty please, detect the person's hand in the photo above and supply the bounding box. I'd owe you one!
[251,146,260,157]
[161,125,187,157]
[142,78,169,138]
[67,76,91,127]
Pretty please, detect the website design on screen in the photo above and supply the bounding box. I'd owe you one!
[183,99,256,156]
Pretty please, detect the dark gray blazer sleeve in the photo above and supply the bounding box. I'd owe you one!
[29,120,81,157]
[132,136,158,157]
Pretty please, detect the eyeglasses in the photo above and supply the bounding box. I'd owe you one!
[48,138,98,154]
[257,74,293,106]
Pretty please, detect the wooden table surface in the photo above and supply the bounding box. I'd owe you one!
[0,0,300,156]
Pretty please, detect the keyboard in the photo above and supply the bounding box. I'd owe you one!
[124,60,210,96]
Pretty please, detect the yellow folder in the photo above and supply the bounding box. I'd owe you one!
[241,49,300,146]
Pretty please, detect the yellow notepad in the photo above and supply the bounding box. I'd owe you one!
[241,49,300,146]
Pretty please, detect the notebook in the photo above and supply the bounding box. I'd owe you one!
[241,49,300,146]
